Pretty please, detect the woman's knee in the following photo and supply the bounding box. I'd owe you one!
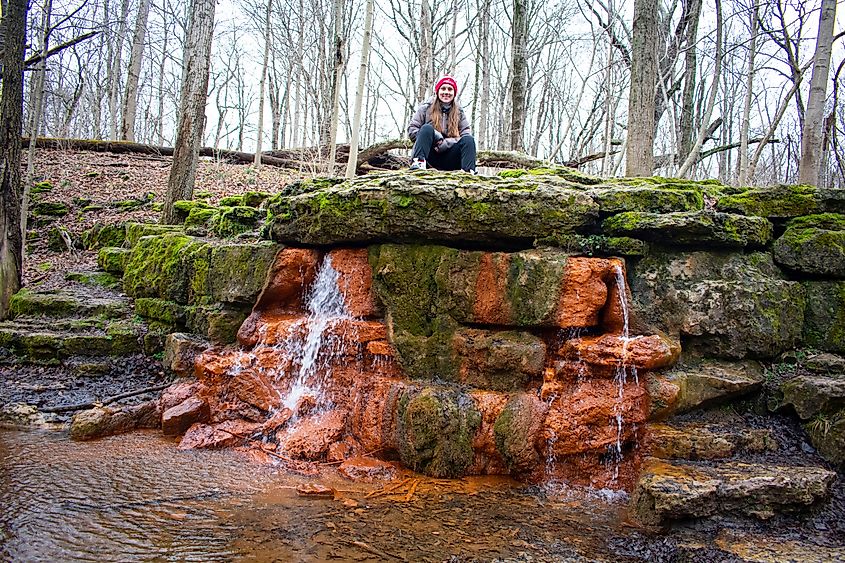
[458,134,476,148]
[419,123,435,135]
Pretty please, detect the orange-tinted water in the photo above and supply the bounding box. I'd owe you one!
[1,429,639,562]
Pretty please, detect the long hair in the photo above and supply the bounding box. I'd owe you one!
[428,98,461,138]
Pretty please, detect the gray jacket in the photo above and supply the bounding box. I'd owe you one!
[407,97,472,151]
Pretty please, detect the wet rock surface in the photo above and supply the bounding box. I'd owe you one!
[631,457,836,526]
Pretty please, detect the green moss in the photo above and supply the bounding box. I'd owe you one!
[536,233,648,256]
[82,223,126,249]
[717,184,820,218]
[242,191,270,207]
[185,206,218,228]
[785,213,845,231]
[64,271,121,289]
[31,180,53,194]
[212,206,261,238]
[219,195,244,207]
[31,201,69,217]
[134,297,186,323]
[122,233,208,302]
[396,387,480,478]
[125,222,183,247]
[97,247,132,274]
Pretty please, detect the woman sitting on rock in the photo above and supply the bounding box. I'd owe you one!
[407,75,477,173]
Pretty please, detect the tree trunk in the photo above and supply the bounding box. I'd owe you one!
[254,0,273,166]
[798,0,837,186]
[162,0,216,224]
[677,0,702,162]
[624,0,659,176]
[676,0,722,178]
[327,0,346,174]
[108,0,132,139]
[345,0,374,178]
[22,0,53,240]
[120,0,152,141]
[417,0,433,101]
[737,0,759,185]
[509,0,528,152]
[0,0,26,319]
[477,0,491,149]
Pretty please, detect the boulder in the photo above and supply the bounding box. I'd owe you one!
[802,282,845,353]
[803,410,845,468]
[492,393,547,474]
[327,248,382,318]
[250,247,321,314]
[773,214,845,277]
[178,420,259,449]
[70,402,160,440]
[337,456,399,482]
[396,386,481,478]
[558,334,680,371]
[631,252,804,358]
[279,410,346,460]
[603,211,772,248]
[648,423,778,460]
[82,222,126,249]
[0,403,46,427]
[161,397,210,435]
[631,458,836,525]
[266,171,600,245]
[717,184,845,218]
[588,184,703,213]
[452,328,546,390]
[662,360,764,413]
[778,374,845,420]
[208,241,281,303]
[163,333,208,376]
[97,247,132,274]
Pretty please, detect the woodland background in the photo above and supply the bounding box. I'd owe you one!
[12,0,845,187]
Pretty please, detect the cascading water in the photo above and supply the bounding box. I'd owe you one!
[279,256,353,413]
[609,264,632,482]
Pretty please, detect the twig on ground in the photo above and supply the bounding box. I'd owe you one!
[40,382,172,413]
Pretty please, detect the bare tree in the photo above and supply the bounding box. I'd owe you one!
[509,0,528,151]
[346,0,375,178]
[798,0,837,186]
[0,0,27,318]
[254,0,273,165]
[121,0,153,141]
[327,0,346,173]
[162,0,216,224]
[625,0,658,176]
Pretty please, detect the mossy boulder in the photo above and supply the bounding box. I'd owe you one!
[267,171,600,245]
[125,222,183,247]
[185,303,250,344]
[47,227,77,252]
[631,252,804,358]
[82,223,126,249]
[97,247,132,274]
[497,166,603,185]
[452,329,546,390]
[717,184,845,218]
[184,206,217,228]
[802,282,845,353]
[773,214,845,277]
[134,297,187,324]
[211,205,261,238]
[123,234,206,302]
[9,288,128,319]
[778,374,845,420]
[396,386,481,478]
[30,201,69,217]
[208,241,280,303]
[662,360,765,413]
[589,185,703,214]
[64,271,121,289]
[493,393,546,473]
[804,410,845,468]
[603,210,772,248]
[173,200,212,223]
[104,320,143,354]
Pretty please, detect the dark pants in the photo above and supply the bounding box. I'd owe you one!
[412,123,477,171]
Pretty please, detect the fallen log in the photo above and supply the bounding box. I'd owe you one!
[40,381,173,413]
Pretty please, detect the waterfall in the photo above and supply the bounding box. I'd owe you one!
[280,255,353,412]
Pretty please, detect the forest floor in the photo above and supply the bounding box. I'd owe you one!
[23,148,297,289]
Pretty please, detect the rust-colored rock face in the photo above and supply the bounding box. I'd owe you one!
[185,247,677,491]
[253,248,321,314]
[556,257,617,329]
[472,253,513,324]
[328,248,382,318]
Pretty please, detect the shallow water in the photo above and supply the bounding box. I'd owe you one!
[1,429,641,562]
[3,428,843,562]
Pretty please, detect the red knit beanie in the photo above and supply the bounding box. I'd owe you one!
[434,76,458,97]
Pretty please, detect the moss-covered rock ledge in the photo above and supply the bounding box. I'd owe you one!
[265,170,725,246]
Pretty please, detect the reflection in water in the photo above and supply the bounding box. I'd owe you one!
[0,429,647,562]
